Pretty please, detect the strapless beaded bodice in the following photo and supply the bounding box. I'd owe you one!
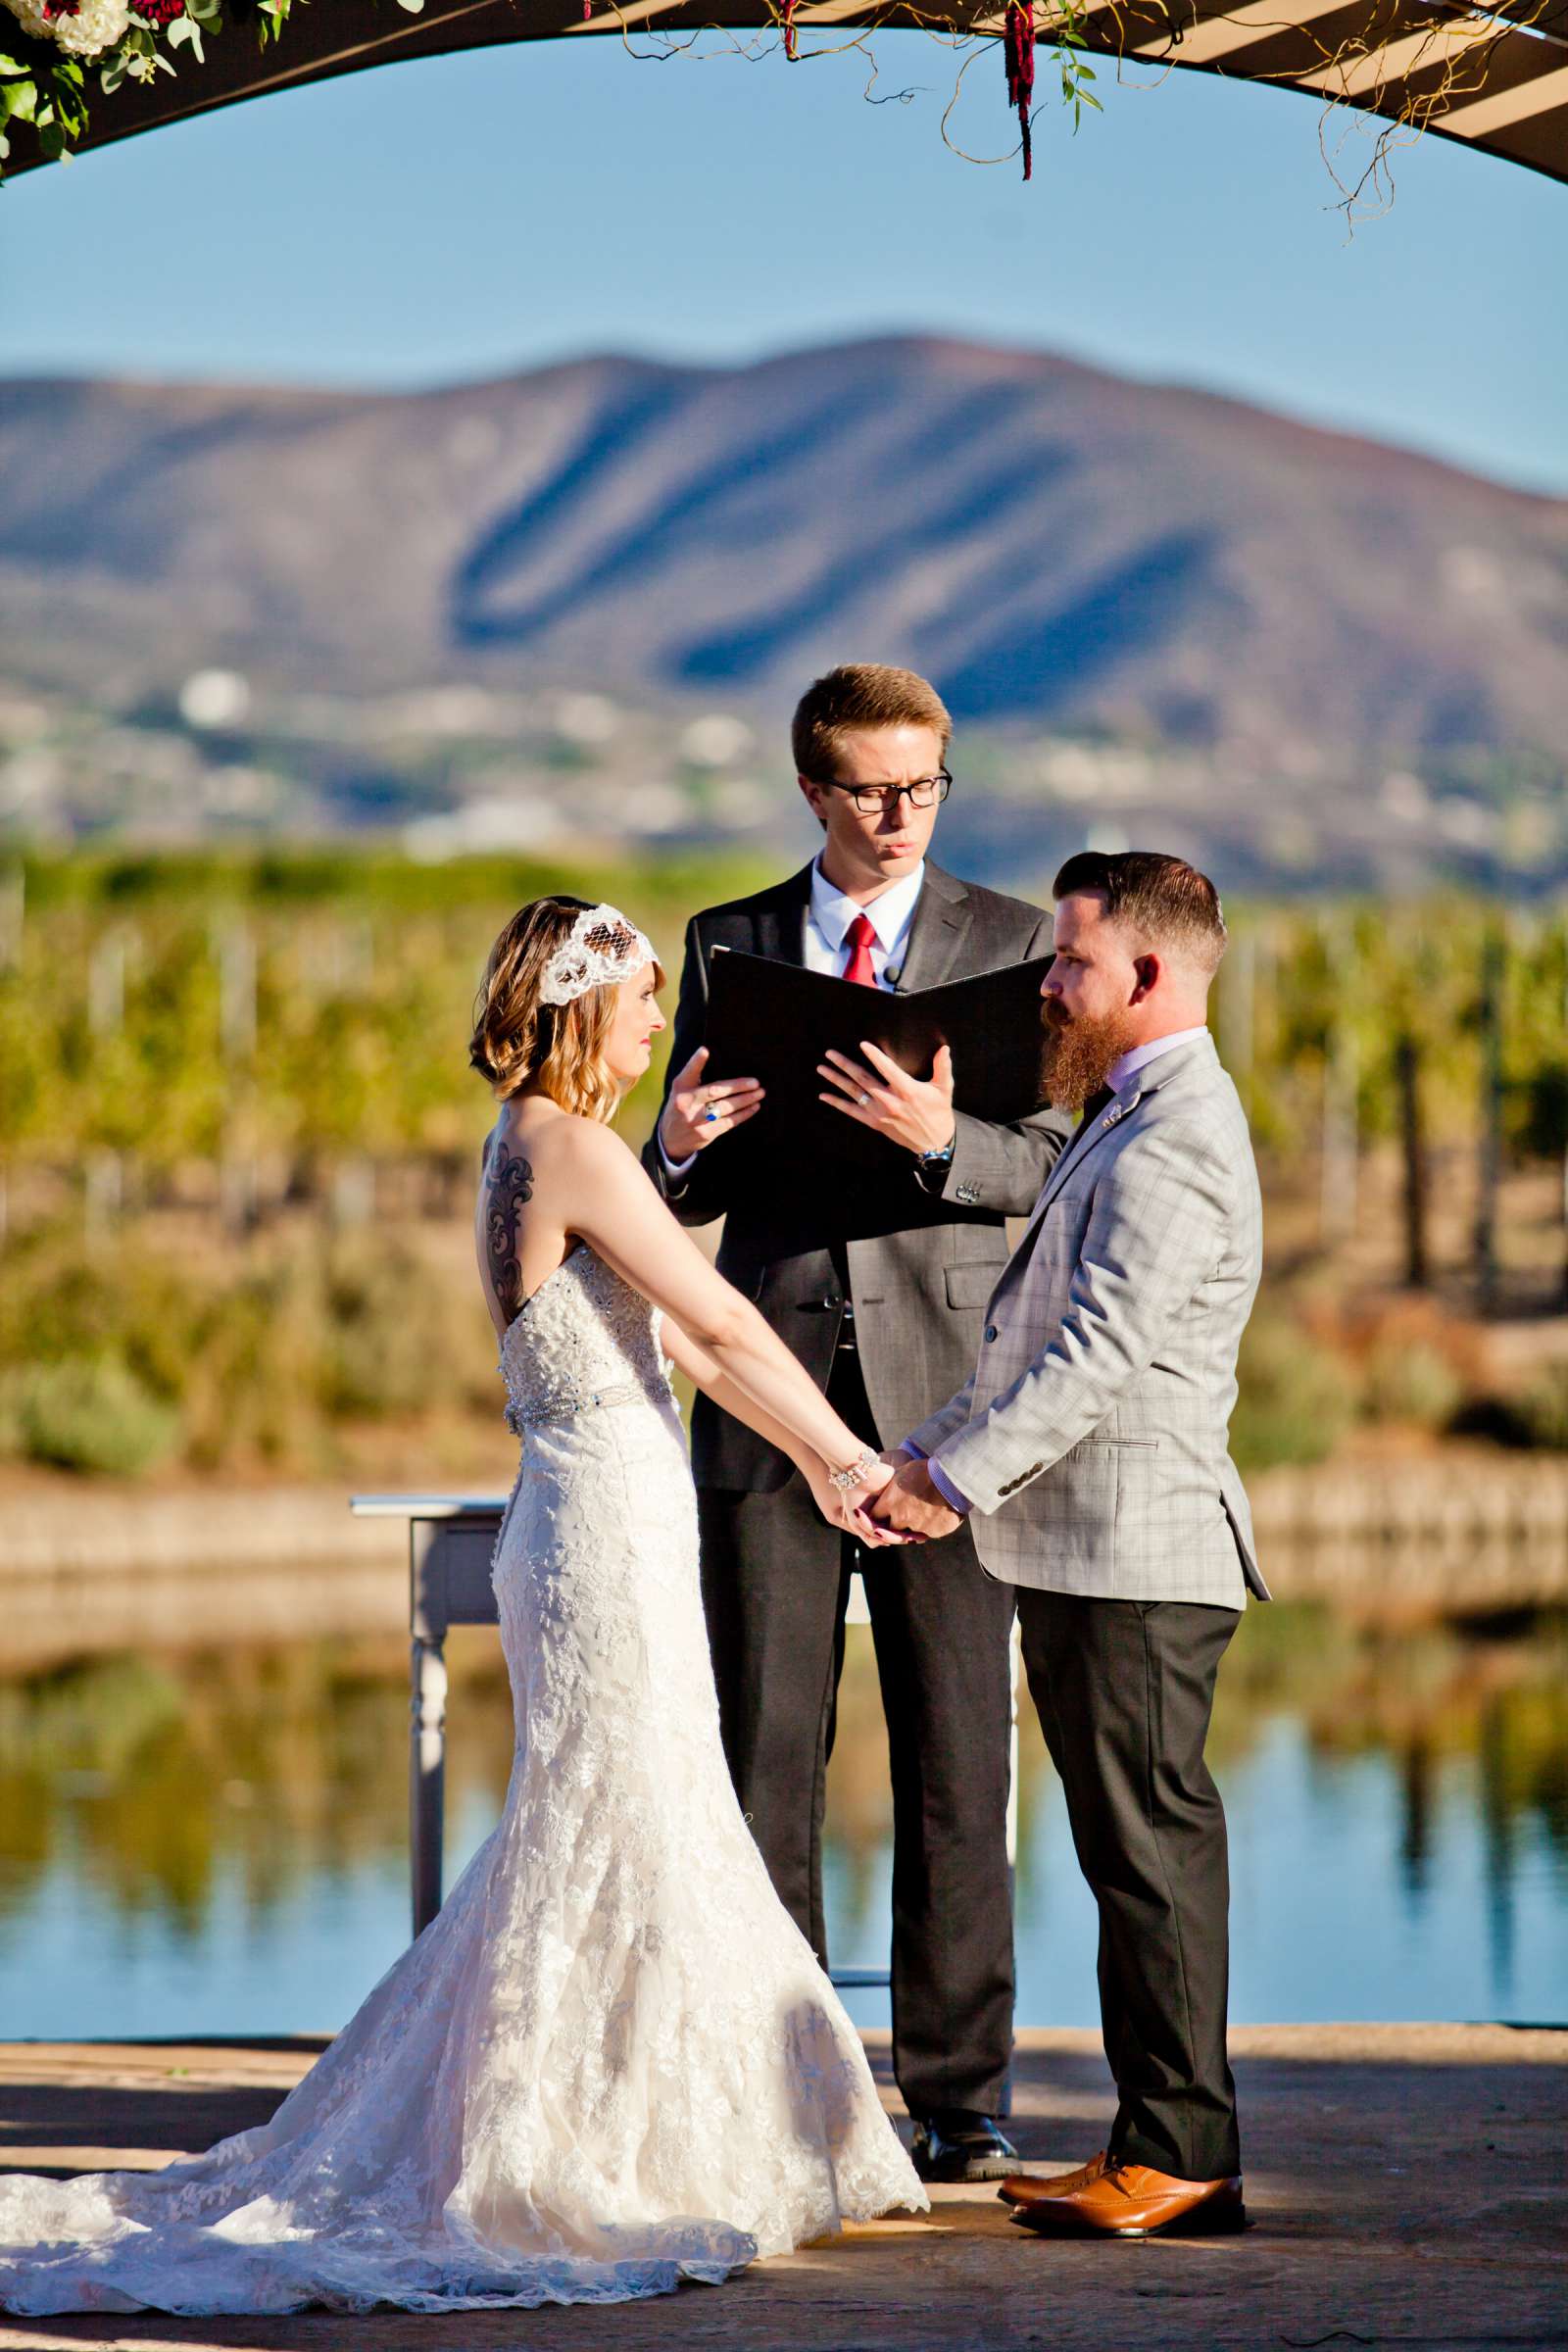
[499,1245,675,1433]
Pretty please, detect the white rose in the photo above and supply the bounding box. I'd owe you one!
[2,0,132,54]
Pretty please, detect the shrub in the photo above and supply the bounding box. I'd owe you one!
[1359,1337,1465,1432]
[1516,1362,1568,1452]
[317,1234,489,1421]
[0,1216,501,1475]
[1449,1363,1568,1452]
[179,1253,330,1471]
[0,1356,181,1477]
[1230,1313,1357,1472]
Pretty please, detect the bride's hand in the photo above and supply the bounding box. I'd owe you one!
[803,1451,909,1546]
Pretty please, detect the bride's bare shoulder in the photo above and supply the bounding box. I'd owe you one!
[485,1102,636,1193]
[550,1112,641,1185]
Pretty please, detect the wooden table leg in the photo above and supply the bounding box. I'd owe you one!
[408,1517,451,1941]
[409,1632,448,1939]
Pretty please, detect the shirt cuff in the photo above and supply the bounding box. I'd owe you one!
[900,1441,973,1516]
[927,1457,974,1516]
[657,1131,698,1183]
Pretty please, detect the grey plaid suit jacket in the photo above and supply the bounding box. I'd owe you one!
[906,1032,1269,1606]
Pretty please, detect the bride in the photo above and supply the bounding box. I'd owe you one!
[0,899,926,2317]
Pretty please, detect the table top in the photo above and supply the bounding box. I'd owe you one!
[349,1495,508,1520]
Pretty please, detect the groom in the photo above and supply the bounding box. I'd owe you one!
[870,850,1268,2237]
[643,662,1067,2182]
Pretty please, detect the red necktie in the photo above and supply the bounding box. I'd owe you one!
[842,912,878,988]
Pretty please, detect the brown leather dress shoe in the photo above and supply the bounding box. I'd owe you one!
[1011,2160,1245,2237]
[998,2151,1109,2208]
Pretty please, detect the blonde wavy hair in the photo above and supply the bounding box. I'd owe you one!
[469,897,664,1124]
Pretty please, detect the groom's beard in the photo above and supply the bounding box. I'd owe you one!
[1040,1001,1138,1114]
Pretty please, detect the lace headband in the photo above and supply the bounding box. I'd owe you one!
[539,905,657,1007]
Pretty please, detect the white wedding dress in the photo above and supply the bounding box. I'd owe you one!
[0,1246,924,2315]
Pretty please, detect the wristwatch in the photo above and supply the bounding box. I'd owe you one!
[915,1138,956,1192]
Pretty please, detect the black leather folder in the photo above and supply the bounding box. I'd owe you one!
[701,949,1054,1171]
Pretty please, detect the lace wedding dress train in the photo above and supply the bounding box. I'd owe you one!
[0,1247,925,2316]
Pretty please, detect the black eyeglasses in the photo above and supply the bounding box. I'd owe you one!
[817,771,953,814]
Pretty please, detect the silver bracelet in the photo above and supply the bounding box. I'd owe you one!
[828,1446,880,1494]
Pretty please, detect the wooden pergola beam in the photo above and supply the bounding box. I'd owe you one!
[2,0,1563,181]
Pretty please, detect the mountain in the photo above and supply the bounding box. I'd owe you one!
[2,335,1566,763]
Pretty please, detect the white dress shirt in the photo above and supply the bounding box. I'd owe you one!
[804,858,926,988]
[1106,1026,1210,1095]
[660,859,928,1178]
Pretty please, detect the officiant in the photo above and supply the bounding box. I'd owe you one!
[643,663,1067,2183]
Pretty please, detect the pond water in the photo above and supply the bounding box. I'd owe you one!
[1,1603,1563,2041]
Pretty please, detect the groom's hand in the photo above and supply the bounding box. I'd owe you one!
[867,1455,962,1541]
[818,1040,956,1158]
[659,1046,765,1160]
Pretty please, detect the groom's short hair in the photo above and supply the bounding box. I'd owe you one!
[1054,850,1228,979]
[792,664,953,780]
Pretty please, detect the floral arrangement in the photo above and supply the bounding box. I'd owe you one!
[0,0,426,172]
[3,0,261,168]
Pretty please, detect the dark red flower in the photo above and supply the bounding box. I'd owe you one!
[41,0,85,19]
[133,0,188,23]
[1003,0,1036,182]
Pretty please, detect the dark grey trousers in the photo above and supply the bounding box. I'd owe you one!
[698,1356,1018,2121]
[1016,1589,1242,2181]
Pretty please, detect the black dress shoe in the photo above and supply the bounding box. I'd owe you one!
[910,2111,1019,2183]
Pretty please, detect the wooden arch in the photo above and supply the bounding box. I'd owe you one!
[5,0,1566,184]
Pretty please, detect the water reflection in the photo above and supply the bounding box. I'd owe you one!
[1,1608,1563,2037]
[826,1604,1568,2027]
[1279,1605,1567,2011]
[0,1641,512,1942]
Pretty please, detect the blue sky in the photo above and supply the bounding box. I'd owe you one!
[1,29,1563,493]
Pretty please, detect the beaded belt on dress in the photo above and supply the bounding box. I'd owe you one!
[506,1381,646,1433]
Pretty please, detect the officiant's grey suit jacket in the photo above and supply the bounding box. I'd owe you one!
[906,1032,1270,1607]
[642,859,1070,1492]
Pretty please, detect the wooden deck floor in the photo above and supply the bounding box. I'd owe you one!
[0,2026,1562,2350]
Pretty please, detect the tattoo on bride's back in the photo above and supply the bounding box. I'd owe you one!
[486,1154,535,1322]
